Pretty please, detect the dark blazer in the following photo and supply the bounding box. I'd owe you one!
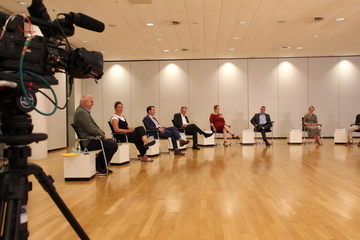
[143,115,160,131]
[355,114,360,125]
[250,113,272,126]
[173,113,189,128]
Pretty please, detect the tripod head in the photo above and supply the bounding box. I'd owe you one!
[0,85,47,167]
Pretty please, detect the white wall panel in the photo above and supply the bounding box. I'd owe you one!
[218,59,248,134]
[47,72,67,150]
[159,61,189,126]
[309,58,339,136]
[339,57,360,128]
[278,58,309,136]
[189,60,218,130]
[248,59,279,136]
[102,62,131,137]
[130,61,160,127]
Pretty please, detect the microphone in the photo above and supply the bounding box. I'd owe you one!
[64,12,105,33]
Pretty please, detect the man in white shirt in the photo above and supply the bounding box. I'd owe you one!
[173,106,213,149]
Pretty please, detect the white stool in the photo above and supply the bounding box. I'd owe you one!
[334,129,347,144]
[111,143,130,165]
[168,132,187,150]
[63,152,96,181]
[198,130,215,146]
[287,129,302,144]
[146,139,160,156]
[241,130,255,145]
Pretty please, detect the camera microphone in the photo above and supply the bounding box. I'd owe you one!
[64,12,105,33]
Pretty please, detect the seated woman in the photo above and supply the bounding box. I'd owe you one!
[209,105,239,147]
[303,106,322,145]
[111,101,155,162]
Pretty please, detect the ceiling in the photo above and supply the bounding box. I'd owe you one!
[1,0,360,61]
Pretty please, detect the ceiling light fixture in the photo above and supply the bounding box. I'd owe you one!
[312,35,319,38]
[335,18,345,21]
[229,48,235,51]
[146,23,154,26]
[296,47,303,50]
[233,37,240,40]
[156,39,163,41]
[239,21,247,24]
[163,50,169,52]
[17,1,29,5]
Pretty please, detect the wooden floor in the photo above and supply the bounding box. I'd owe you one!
[22,139,360,239]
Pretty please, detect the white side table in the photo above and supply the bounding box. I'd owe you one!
[63,152,96,181]
[241,130,254,145]
[287,129,302,144]
[111,143,130,165]
[198,130,215,146]
[334,129,347,144]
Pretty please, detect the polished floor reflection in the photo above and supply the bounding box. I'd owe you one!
[25,139,360,239]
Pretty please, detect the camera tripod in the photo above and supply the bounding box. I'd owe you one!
[0,89,89,239]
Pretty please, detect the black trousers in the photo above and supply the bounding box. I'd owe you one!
[183,124,206,146]
[115,126,148,156]
[85,138,118,170]
[254,123,272,141]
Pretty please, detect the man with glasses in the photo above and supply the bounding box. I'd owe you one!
[73,94,118,173]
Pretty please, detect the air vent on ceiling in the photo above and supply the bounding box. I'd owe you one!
[304,17,325,23]
[162,20,181,26]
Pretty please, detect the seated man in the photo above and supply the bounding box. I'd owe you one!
[173,106,213,150]
[73,94,118,173]
[250,106,273,146]
[345,114,360,146]
[143,106,189,155]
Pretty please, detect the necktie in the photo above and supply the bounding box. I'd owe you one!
[150,116,162,128]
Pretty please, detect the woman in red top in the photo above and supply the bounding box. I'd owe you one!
[210,105,239,146]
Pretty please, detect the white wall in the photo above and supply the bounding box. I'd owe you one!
[77,56,360,138]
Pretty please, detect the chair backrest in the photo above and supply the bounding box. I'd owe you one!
[108,121,128,143]
[71,123,85,149]
[108,121,116,134]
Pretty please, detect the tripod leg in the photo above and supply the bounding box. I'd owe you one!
[30,164,90,240]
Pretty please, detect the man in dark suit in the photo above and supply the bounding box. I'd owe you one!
[250,106,273,146]
[173,106,213,150]
[143,106,189,155]
[73,94,118,173]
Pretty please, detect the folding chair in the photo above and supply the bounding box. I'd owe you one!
[301,117,322,144]
[253,121,274,145]
[71,123,109,175]
[211,126,232,146]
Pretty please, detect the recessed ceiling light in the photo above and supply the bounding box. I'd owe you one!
[156,39,163,41]
[296,47,303,50]
[279,20,287,23]
[17,1,29,5]
[163,50,169,52]
[239,21,247,24]
[146,23,154,26]
[82,40,89,43]
[233,37,240,40]
[335,18,345,21]
[312,35,319,38]
[229,48,235,51]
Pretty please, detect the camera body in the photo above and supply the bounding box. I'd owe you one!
[0,1,104,86]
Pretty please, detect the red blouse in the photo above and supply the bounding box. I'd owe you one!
[210,113,225,132]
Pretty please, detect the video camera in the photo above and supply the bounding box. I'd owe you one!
[0,0,105,89]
